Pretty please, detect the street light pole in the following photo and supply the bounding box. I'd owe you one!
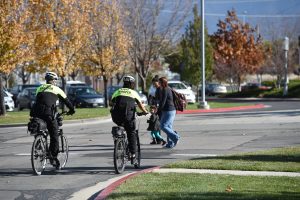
[199,0,209,109]
[298,35,300,71]
[242,10,247,25]
[283,36,289,96]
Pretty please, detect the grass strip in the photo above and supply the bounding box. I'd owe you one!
[0,107,111,124]
[107,173,300,200]
[165,146,300,172]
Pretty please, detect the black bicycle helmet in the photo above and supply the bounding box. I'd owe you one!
[123,75,135,83]
[45,72,58,81]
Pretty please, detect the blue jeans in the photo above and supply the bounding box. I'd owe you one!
[160,110,179,147]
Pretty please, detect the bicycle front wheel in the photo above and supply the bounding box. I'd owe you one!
[134,134,141,169]
[31,135,47,175]
[114,138,126,174]
[57,135,69,169]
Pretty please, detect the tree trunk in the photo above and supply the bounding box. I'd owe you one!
[0,74,6,116]
[61,76,66,112]
[237,76,242,92]
[276,75,281,89]
[103,76,109,108]
[140,75,146,94]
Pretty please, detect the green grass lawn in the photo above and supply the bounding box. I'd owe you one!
[107,173,300,200]
[0,102,254,125]
[107,146,300,200]
[165,146,300,172]
[0,107,111,124]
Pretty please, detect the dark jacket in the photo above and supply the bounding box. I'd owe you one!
[147,113,160,131]
[158,87,175,112]
[110,88,141,125]
[31,84,74,117]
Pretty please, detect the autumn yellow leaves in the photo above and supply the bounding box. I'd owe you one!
[0,0,130,80]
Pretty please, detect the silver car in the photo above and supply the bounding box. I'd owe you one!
[206,83,227,96]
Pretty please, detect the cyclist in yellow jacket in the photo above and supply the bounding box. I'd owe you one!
[110,75,148,159]
[31,72,75,168]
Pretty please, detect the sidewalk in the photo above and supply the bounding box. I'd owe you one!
[71,167,300,200]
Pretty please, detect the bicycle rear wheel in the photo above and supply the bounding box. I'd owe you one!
[134,134,141,169]
[31,135,47,175]
[114,138,126,174]
[57,134,68,169]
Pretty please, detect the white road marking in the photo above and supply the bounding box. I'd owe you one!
[172,154,218,157]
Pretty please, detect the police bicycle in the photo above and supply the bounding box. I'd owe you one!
[111,112,147,174]
[28,112,70,175]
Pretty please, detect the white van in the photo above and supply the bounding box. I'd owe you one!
[4,91,15,111]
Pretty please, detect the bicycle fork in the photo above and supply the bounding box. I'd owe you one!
[59,129,65,153]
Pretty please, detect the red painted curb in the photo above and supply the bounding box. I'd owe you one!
[177,104,266,114]
[95,166,160,200]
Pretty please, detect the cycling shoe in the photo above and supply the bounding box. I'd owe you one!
[50,158,60,170]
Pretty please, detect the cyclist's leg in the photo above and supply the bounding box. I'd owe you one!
[46,116,60,166]
[124,119,136,156]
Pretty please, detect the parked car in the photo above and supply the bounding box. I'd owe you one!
[107,86,148,106]
[67,86,104,108]
[107,85,122,101]
[137,90,148,106]
[16,87,37,110]
[9,84,41,104]
[241,83,272,92]
[66,80,88,88]
[4,91,15,111]
[205,83,227,96]
[168,80,196,104]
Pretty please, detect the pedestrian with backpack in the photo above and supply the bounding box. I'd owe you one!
[157,77,180,148]
[147,105,167,145]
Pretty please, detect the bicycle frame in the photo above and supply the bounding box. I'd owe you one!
[112,112,145,174]
[34,126,64,156]
[30,112,69,175]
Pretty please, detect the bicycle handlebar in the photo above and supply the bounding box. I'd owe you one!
[136,112,148,116]
[58,111,73,116]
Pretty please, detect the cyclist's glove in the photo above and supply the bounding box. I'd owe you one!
[137,111,148,116]
[67,109,75,115]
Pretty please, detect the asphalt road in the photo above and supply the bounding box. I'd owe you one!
[0,100,300,200]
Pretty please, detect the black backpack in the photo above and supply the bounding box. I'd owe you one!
[27,117,47,135]
[110,96,135,125]
[170,88,187,112]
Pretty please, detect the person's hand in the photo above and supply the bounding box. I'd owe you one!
[67,109,75,115]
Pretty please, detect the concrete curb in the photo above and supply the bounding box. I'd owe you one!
[0,117,111,128]
[95,167,160,200]
[153,168,300,177]
[207,97,300,101]
[177,104,266,114]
